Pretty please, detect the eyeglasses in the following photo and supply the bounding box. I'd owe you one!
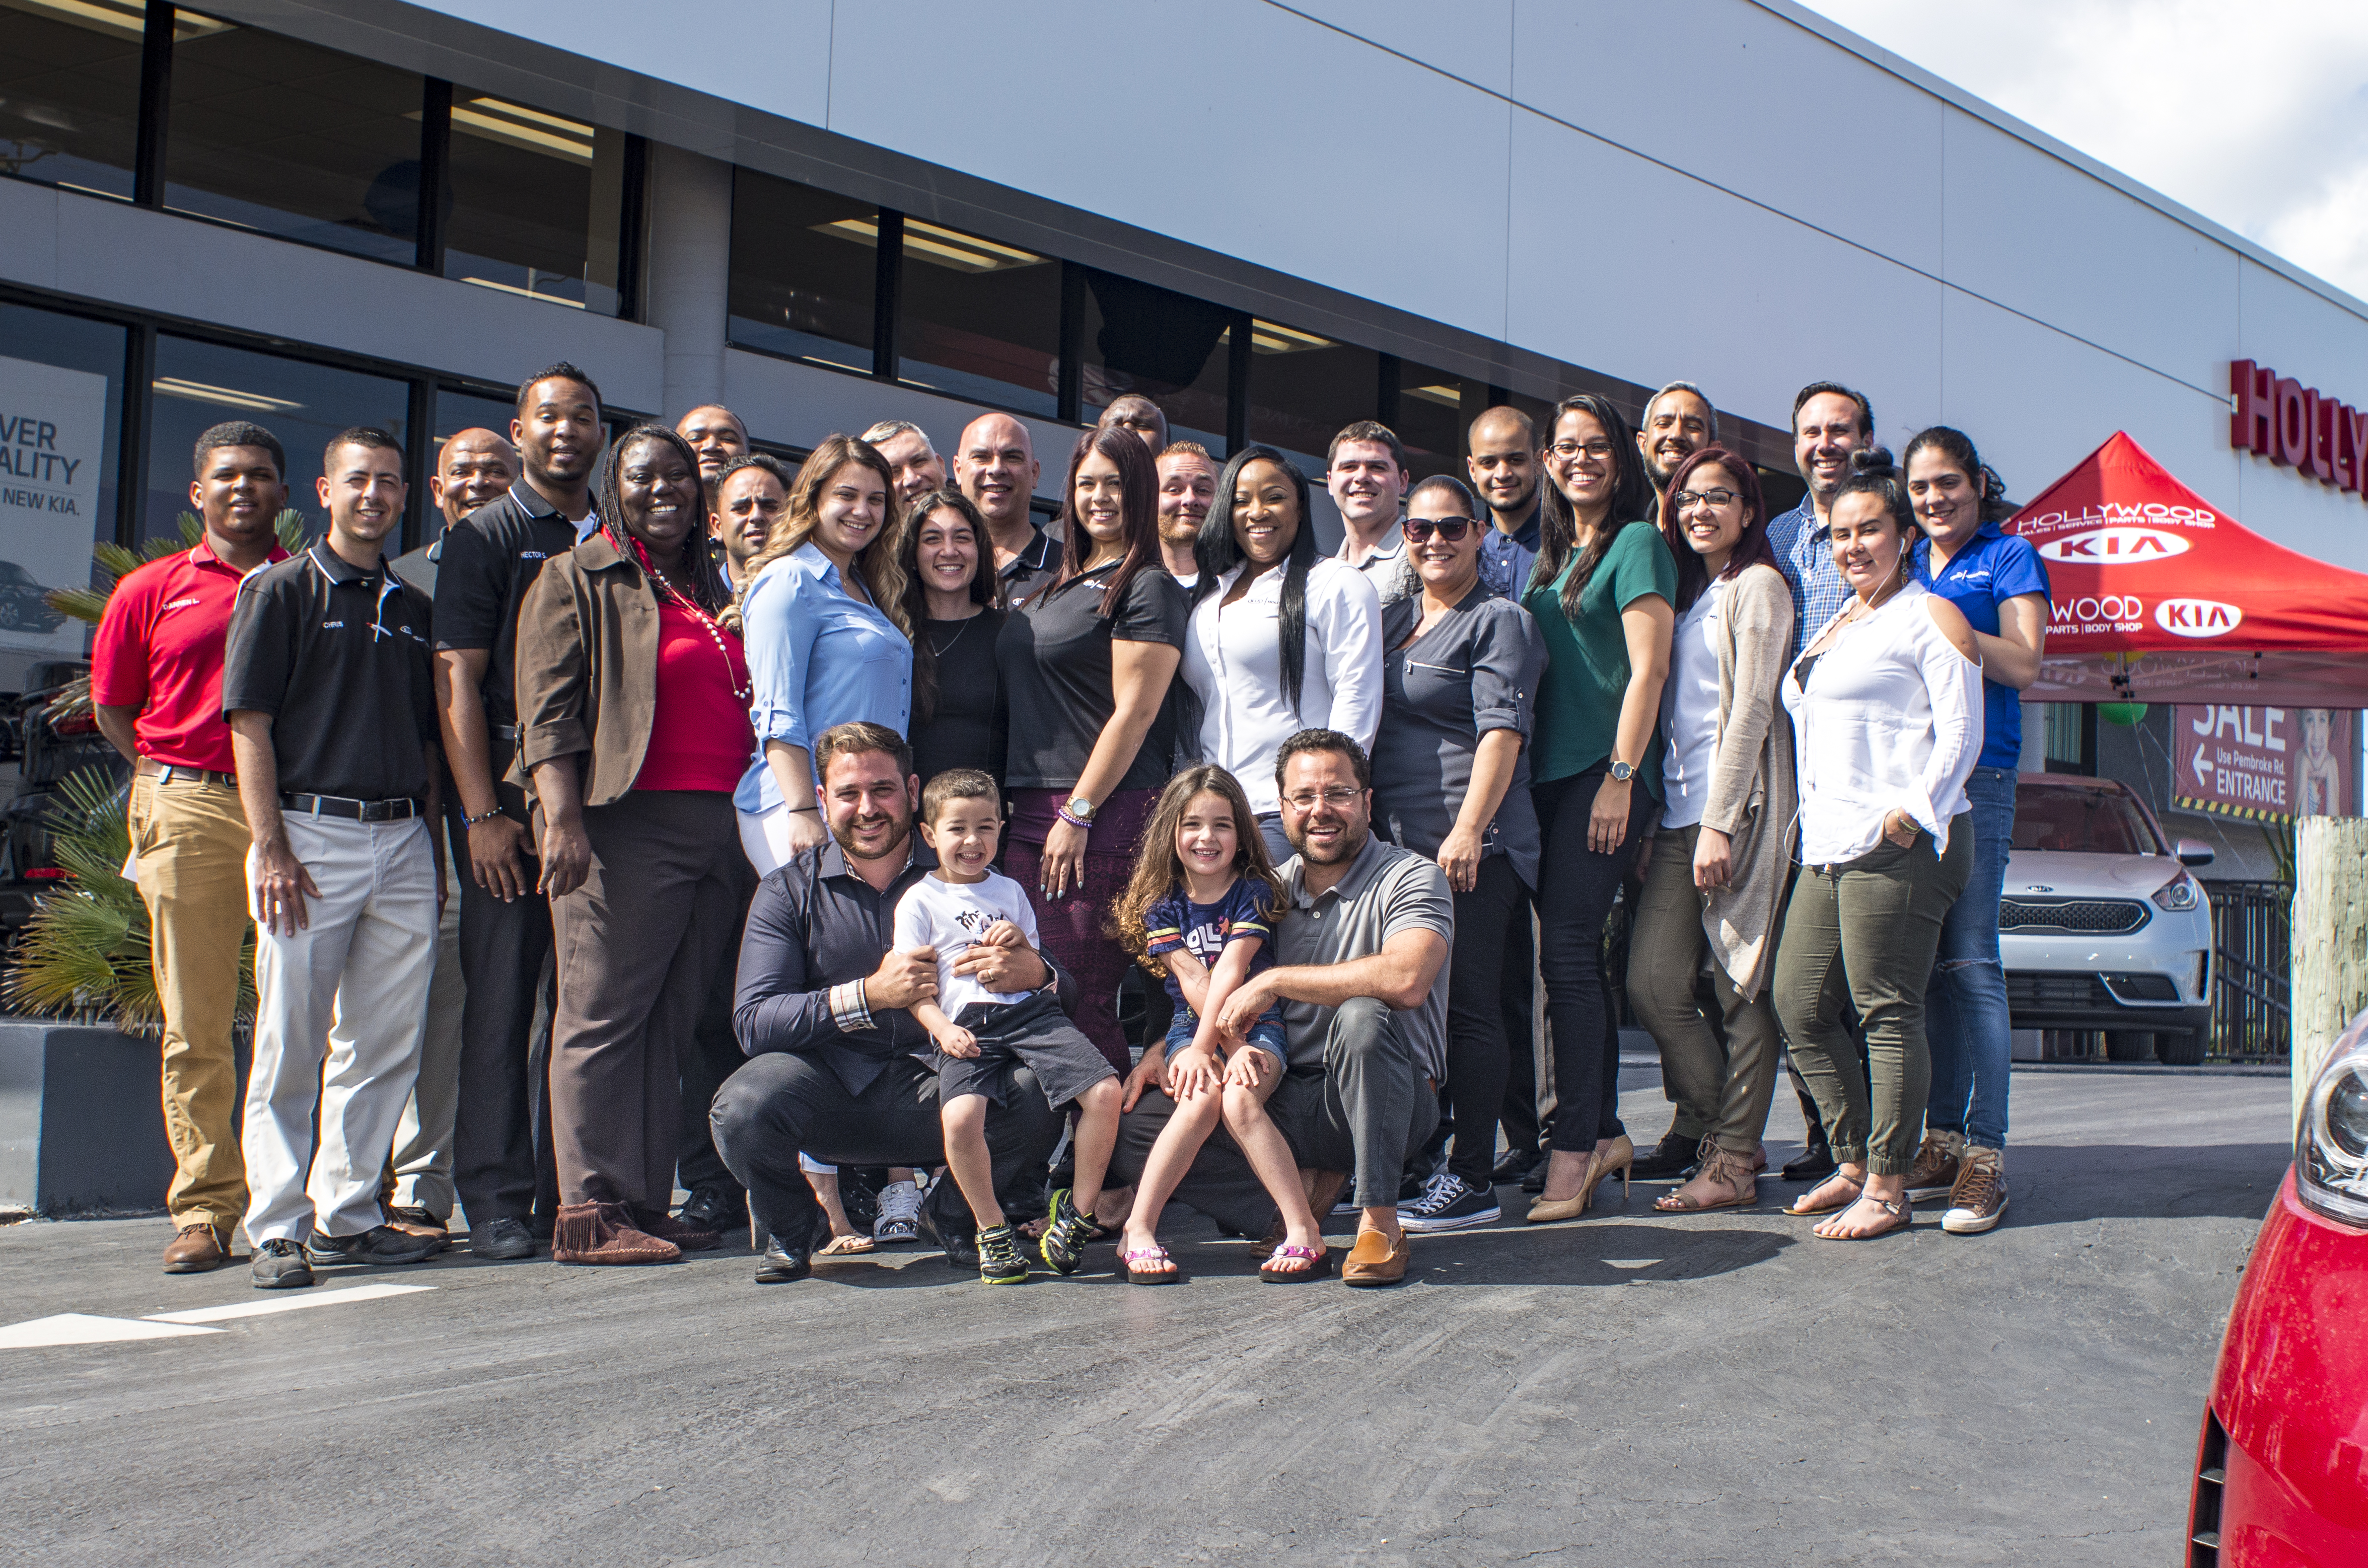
[1402,517,1472,543]
[1281,787,1364,811]
[1673,488,1739,511]
[1547,439,1614,460]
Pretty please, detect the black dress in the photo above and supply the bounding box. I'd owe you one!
[912,609,1008,787]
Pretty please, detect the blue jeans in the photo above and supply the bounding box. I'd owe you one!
[1924,766,2016,1149]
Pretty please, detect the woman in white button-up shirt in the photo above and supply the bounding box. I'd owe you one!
[1772,447,1983,1243]
[1181,445,1383,862]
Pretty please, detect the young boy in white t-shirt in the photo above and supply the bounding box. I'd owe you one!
[895,769,1119,1285]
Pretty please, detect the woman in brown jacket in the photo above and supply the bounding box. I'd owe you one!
[1625,447,1797,1213]
[514,424,758,1264]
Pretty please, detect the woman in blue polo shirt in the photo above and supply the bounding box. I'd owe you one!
[1902,426,2048,1236]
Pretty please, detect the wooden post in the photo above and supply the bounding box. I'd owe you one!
[2290,816,2368,1133]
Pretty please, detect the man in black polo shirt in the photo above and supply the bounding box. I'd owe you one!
[954,412,1058,607]
[431,363,603,1260]
[710,723,1068,1283]
[225,427,442,1290]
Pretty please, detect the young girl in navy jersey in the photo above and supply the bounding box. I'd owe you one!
[1108,766,1326,1283]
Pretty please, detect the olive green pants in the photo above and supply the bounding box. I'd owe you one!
[1772,818,1971,1176]
[1626,823,1782,1157]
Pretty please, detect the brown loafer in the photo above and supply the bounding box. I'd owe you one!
[1340,1228,1409,1288]
[163,1222,232,1274]
[551,1201,681,1265]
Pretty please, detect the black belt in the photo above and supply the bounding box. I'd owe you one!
[138,762,237,789]
[281,792,422,823]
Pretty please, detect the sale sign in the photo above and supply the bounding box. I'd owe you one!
[2173,704,2357,821]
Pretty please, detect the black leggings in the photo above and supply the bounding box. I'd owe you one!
[1534,766,1651,1152]
[1444,854,1531,1187]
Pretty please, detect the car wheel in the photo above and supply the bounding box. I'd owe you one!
[2104,1030,2156,1063]
[2155,1030,2208,1066]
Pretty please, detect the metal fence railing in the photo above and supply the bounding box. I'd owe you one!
[2205,879,2291,1064]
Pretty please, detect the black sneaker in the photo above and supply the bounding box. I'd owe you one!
[251,1237,315,1290]
[470,1217,536,1260]
[1040,1188,1098,1276]
[1399,1174,1503,1232]
[306,1225,440,1267]
[977,1224,1029,1285]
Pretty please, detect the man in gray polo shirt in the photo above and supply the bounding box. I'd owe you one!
[1113,728,1451,1286]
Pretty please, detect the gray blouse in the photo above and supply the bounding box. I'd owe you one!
[1370,581,1546,891]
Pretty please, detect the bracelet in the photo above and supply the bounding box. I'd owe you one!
[463,807,504,827]
[1055,806,1093,831]
[788,805,821,815]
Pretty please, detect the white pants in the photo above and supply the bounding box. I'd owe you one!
[737,801,796,878]
[391,877,465,1217]
[240,813,438,1244]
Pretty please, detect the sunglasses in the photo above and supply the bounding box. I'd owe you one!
[1402,516,1473,544]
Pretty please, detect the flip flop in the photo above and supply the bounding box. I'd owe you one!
[1814,1197,1913,1241]
[1782,1174,1864,1217]
[1259,1243,1330,1283]
[1122,1245,1182,1285]
[816,1233,876,1257]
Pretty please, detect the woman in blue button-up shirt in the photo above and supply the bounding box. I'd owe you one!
[729,433,913,875]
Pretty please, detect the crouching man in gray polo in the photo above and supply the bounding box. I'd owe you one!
[225,426,445,1290]
[1109,728,1452,1286]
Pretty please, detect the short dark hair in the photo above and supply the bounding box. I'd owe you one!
[919,767,999,825]
[324,425,405,471]
[517,361,603,416]
[1328,420,1408,474]
[1407,474,1476,515]
[1791,381,1873,440]
[1832,446,1914,535]
[1467,405,1535,449]
[192,420,284,480]
[1274,727,1370,792]
[715,452,795,496]
[814,721,913,784]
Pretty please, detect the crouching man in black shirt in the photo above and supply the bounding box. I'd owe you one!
[711,722,1068,1283]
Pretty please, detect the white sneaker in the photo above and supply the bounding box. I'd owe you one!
[874,1179,923,1244]
[1941,1148,2008,1234]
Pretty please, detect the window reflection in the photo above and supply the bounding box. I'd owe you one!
[1082,269,1230,454]
[146,335,408,545]
[165,12,424,264]
[1392,360,1476,481]
[0,0,167,200]
[1246,321,1376,476]
[0,301,124,684]
[895,218,1060,417]
[728,169,876,374]
[443,92,624,315]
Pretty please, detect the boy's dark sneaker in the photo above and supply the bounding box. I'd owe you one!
[1040,1188,1099,1276]
[251,1237,315,1290]
[305,1225,440,1267]
[977,1224,1029,1285]
[1398,1174,1502,1232]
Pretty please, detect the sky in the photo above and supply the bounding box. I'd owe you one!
[1800,1,2368,300]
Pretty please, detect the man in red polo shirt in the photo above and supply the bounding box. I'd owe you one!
[93,420,293,1274]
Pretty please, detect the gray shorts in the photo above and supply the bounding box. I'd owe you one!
[934,990,1115,1112]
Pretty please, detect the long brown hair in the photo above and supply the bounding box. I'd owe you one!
[1658,446,1777,613]
[1050,423,1159,619]
[897,486,1001,724]
[1107,765,1284,976]
[1529,392,1654,619]
[730,433,910,635]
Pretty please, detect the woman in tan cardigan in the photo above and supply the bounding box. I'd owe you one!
[1626,447,1797,1212]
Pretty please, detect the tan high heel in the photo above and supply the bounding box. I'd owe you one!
[1525,1135,1634,1223]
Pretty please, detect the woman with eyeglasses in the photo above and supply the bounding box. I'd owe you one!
[1625,447,1795,1214]
[1774,447,1982,1242]
[1181,444,1383,864]
[1522,393,1676,1224]
[1369,476,1545,1233]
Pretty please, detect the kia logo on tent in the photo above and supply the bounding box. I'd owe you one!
[2156,598,2244,638]
[2035,526,2191,563]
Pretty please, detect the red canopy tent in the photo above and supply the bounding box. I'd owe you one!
[2006,431,2368,706]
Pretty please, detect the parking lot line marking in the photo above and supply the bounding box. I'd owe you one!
[0,1313,224,1348]
[145,1282,436,1325]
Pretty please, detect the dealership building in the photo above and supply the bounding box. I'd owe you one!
[2,0,2362,858]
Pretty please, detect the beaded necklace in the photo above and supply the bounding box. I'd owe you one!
[625,530,751,702]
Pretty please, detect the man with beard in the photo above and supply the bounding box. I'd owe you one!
[1637,382,1716,517]
[860,419,947,511]
[707,452,791,593]
[710,723,1071,1281]
[430,362,604,1259]
[954,412,1056,607]
[1111,729,1451,1287]
[1155,440,1216,588]
[676,405,749,514]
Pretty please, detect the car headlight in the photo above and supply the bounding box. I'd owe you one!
[2152,870,2201,911]
[2295,1011,2368,1228]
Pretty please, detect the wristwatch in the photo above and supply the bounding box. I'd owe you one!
[1608,760,1635,782]
[1064,795,1098,823]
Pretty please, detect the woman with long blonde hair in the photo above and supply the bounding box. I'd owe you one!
[731,433,915,874]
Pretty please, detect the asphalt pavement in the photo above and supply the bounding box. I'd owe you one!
[0,1059,2287,1566]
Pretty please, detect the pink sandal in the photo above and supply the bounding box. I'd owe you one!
[1123,1245,1181,1285]
[1259,1243,1331,1283]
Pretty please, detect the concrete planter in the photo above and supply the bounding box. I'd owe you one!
[0,1017,178,1215]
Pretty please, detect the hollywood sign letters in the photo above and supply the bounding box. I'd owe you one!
[2231,360,2368,498]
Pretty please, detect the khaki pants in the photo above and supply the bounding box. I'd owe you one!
[127,774,253,1232]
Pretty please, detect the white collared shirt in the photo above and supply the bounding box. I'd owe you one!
[1182,556,1383,814]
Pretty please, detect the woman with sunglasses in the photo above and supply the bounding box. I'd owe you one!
[1182,444,1383,864]
[1370,476,1545,1233]
[1626,447,1795,1214]
[1522,394,1676,1224]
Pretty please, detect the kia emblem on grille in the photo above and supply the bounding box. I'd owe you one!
[2026,885,2053,892]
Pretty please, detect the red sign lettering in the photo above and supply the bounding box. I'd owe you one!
[2232,360,2368,504]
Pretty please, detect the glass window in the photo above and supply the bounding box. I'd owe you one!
[2012,781,2164,855]
[0,301,125,684]
[1390,361,1472,482]
[0,0,166,200]
[1245,321,1376,478]
[421,386,519,541]
[146,335,409,546]
[727,169,876,375]
[895,219,1060,417]
[164,13,423,264]
[1081,269,1230,454]
[443,91,626,315]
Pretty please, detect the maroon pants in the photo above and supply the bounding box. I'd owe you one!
[1004,788,1156,1075]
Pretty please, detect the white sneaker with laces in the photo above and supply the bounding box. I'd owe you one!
[874,1179,923,1243]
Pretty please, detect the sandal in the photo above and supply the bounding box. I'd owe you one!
[1656,1142,1759,1213]
[1814,1195,1913,1241]
[1258,1243,1331,1283]
[816,1233,876,1257]
[1122,1245,1181,1285]
[1782,1172,1864,1217]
